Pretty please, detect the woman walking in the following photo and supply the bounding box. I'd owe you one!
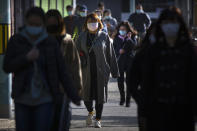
[3,7,80,131]
[138,7,197,131]
[45,10,83,131]
[76,13,119,128]
[113,21,137,107]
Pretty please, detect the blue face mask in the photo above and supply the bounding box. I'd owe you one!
[119,30,127,36]
[104,16,111,19]
[26,26,43,36]
[80,12,87,17]
[68,11,73,16]
[136,9,143,13]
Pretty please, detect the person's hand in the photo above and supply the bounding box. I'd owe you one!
[26,47,39,61]
[78,89,83,98]
[119,49,125,54]
[107,23,111,28]
[127,32,132,38]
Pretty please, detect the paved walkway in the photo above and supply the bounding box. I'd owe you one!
[0,78,139,131]
[70,78,139,131]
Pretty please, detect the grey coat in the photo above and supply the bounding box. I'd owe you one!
[76,31,119,104]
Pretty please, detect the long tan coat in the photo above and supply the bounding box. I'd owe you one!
[76,31,119,104]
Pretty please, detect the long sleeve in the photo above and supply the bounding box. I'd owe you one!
[3,35,32,73]
[55,41,80,103]
[127,53,143,105]
[106,35,119,78]
[123,37,137,54]
[61,38,83,92]
[144,13,151,29]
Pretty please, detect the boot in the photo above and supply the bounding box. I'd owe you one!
[120,94,125,106]
[126,96,131,107]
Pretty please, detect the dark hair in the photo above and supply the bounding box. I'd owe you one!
[140,22,157,49]
[25,7,46,23]
[83,13,103,31]
[98,2,104,8]
[46,9,65,35]
[95,10,103,16]
[66,5,73,10]
[104,9,111,15]
[116,21,138,36]
[156,6,191,45]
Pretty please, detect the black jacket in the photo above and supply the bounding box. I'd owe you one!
[128,12,151,33]
[113,35,137,71]
[3,34,80,104]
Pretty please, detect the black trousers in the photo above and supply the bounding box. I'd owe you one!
[84,101,103,120]
[118,57,132,103]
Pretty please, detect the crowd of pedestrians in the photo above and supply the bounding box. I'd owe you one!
[2,2,197,131]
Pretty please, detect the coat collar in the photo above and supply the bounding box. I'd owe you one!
[80,30,103,53]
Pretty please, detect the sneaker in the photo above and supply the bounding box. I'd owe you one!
[95,120,102,128]
[86,112,94,126]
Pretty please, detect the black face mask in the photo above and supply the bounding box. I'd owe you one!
[46,25,60,34]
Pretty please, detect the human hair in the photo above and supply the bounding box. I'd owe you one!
[25,7,46,23]
[66,5,73,10]
[98,2,104,8]
[103,9,111,15]
[116,21,138,37]
[46,9,66,35]
[155,6,191,45]
[95,10,103,16]
[83,13,103,31]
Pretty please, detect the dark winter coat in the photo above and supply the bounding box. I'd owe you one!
[64,15,78,36]
[128,12,151,33]
[3,32,80,104]
[140,37,197,131]
[113,35,137,71]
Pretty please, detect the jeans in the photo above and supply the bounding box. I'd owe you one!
[15,102,54,131]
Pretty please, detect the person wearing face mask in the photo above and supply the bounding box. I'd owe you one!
[113,21,137,107]
[128,4,151,41]
[136,7,197,131]
[64,5,78,37]
[103,9,118,38]
[127,23,157,131]
[46,10,83,131]
[74,5,81,16]
[3,7,81,131]
[76,13,119,128]
[95,10,108,33]
[72,5,88,41]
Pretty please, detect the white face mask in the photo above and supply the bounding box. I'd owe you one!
[161,23,180,38]
[98,15,102,20]
[87,23,99,32]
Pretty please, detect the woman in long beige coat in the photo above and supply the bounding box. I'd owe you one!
[76,13,119,128]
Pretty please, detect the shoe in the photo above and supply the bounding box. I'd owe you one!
[126,102,130,107]
[119,98,125,106]
[95,120,102,128]
[86,112,94,126]
[120,101,125,106]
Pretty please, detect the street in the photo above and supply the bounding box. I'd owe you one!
[70,78,138,131]
[0,78,139,131]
